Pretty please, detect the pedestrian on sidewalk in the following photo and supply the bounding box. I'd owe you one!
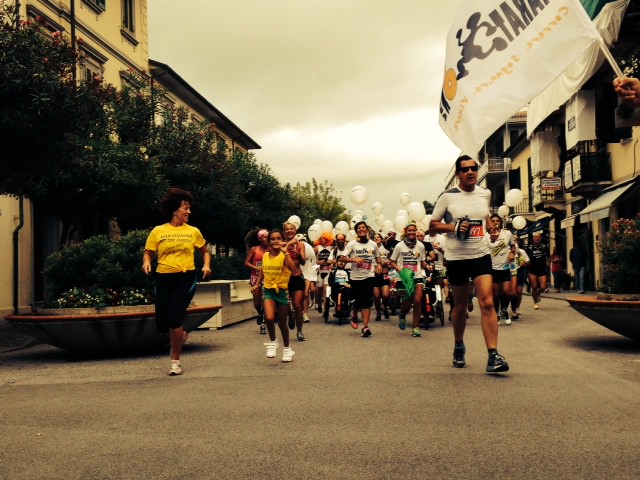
[570,243,587,294]
[550,247,564,292]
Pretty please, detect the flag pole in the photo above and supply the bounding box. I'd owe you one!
[598,37,625,78]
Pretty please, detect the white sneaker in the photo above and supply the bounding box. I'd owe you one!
[169,360,183,376]
[505,317,512,325]
[264,340,278,358]
[534,303,539,310]
[282,346,295,362]
[303,313,310,323]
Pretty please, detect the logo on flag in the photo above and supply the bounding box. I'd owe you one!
[439,0,602,155]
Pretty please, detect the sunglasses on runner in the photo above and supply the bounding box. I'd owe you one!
[459,165,479,172]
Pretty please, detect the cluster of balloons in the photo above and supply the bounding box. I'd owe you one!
[496,189,528,231]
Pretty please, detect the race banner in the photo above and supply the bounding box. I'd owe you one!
[439,0,602,155]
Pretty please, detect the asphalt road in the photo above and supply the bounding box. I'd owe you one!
[1,293,639,480]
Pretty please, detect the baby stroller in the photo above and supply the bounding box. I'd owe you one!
[325,267,352,324]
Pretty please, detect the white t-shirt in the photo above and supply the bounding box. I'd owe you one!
[431,186,491,261]
[427,233,446,270]
[342,239,379,281]
[487,229,514,271]
[390,241,426,279]
[300,242,317,281]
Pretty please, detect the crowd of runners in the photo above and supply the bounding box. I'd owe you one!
[243,155,557,373]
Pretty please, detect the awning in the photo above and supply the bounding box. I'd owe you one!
[561,215,577,229]
[527,0,630,136]
[520,215,554,236]
[579,182,635,223]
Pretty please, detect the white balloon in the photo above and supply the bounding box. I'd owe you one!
[351,215,363,228]
[381,224,391,235]
[512,215,527,230]
[335,221,350,235]
[399,192,412,206]
[307,224,322,242]
[350,185,369,206]
[497,204,510,218]
[375,214,384,227]
[313,218,322,225]
[286,215,301,229]
[423,214,432,226]
[353,210,364,217]
[407,201,426,222]
[395,209,408,218]
[416,220,427,231]
[394,215,409,232]
[505,189,524,208]
[321,220,333,233]
[346,229,357,241]
[372,201,384,215]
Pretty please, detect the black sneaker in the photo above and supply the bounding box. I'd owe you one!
[256,314,264,325]
[361,326,372,337]
[375,313,381,321]
[259,324,267,334]
[383,308,390,319]
[452,343,466,368]
[486,352,509,373]
[297,331,306,342]
[288,311,295,330]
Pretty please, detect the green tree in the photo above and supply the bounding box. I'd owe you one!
[290,179,346,232]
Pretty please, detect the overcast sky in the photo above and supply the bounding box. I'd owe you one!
[148,0,463,224]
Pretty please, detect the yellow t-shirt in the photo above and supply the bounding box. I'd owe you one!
[145,223,207,274]
[262,251,292,292]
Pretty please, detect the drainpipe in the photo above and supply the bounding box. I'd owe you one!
[13,196,24,314]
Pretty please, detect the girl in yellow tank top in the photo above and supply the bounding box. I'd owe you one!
[252,229,297,362]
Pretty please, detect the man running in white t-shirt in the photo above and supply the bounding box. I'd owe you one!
[429,155,509,373]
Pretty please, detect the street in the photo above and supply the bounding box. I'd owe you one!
[1,294,639,480]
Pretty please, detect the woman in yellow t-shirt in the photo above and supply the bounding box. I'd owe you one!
[142,188,211,376]
[253,229,297,362]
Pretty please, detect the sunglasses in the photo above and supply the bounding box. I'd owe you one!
[459,165,479,172]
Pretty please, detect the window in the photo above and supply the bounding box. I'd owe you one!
[122,0,134,33]
[82,57,103,84]
[83,0,106,14]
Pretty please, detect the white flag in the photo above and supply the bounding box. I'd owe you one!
[438,0,602,155]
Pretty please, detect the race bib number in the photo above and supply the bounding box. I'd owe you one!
[357,261,372,271]
[468,219,484,238]
[405,261,419,273]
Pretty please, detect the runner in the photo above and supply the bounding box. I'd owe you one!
[283,222,307,341]
[244,227,269,334]
[372,232,391,321]
[525,231,549,310]
[339,221,381,337]
[389,224,428,337]
[427,229,449,303]
[429,155,509,373]
[252,229,297,362]
[298,234,317,324]
[508,236,529,320]
[314,232,334,319]
[487,214,515,325]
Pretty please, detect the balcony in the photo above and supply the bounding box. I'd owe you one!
[564,151,612,197]
[479,157,510,180]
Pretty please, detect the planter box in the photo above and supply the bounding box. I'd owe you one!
[194,280,255,329]
[566,295,640,341]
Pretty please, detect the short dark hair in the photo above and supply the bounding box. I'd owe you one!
[160,187,194,221]
[490,214,503,228]
[455,155,476,173]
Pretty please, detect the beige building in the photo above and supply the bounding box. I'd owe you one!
[1,0,258,315]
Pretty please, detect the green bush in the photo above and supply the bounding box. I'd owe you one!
[43,230,154,307]
[601,216,640,294]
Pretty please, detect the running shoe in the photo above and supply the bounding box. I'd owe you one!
[534,303,540,310]
[351,317,358,329]
[486,352,509,373]
[509,310,519,321]
[297,331,306,342]
[256,314,264,325]
[361,326,372,337]
[282,346,295,362]
[264,340,278,358]
[317,304,322,313]
[412,327,422,337]
[288,311,296,330]
[259,324,267,334]
[169,360,183,376]
[543,288,549,294]
[384,308,390,319]
[452,343,466,368]
[375,313,382,321]
[399,316,406,330]
[467,301,474,312]
[303,313,310,323]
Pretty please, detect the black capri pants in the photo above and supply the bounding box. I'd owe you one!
[154,270,197,333]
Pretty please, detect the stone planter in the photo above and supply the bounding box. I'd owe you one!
[4,305,222,355]
[566,294,640,341]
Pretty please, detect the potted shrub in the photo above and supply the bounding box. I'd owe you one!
[566,215,640,340]
[5,231,221,354]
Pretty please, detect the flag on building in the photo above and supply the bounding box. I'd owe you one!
[438,0,603,156]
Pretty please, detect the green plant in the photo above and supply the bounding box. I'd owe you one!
[43,230,154,307]
[601,215,640,294]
